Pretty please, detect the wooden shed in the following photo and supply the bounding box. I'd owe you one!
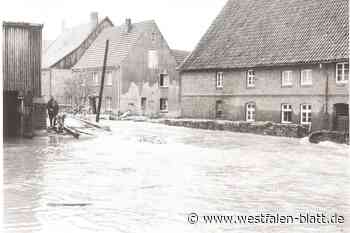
[3,21,46,137]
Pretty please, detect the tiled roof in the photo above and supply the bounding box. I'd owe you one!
[42,23,93,68]
[181,0,349,70]
[171,49,190,66]
[73,20,155,70]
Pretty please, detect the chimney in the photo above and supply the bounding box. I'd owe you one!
[125,18,132,33]
[61,20,66,32]
[90,12,98,30]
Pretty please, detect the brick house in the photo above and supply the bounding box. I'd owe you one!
[180,0,349,132]
[41,12,113,105]
[3,22,46,137]
[72,19,188,117]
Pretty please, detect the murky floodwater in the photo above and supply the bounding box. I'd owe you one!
[4,121,350,233]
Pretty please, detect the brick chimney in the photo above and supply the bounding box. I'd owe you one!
[90,12,99,30]
[125,18,132,33]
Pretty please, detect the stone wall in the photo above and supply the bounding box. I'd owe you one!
[159,119,309,138]
[309,130,349,144]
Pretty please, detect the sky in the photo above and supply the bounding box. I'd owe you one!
[0,0,227,51]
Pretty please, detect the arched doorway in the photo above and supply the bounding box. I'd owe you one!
[333,103,349,132]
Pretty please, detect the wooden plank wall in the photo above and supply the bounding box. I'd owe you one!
[3,22,42,97]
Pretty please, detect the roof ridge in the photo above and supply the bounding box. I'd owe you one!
[181,0,349,70]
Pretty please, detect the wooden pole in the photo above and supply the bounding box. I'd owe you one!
[96,40,109,122]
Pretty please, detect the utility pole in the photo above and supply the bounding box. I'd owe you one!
[96,40,109,122]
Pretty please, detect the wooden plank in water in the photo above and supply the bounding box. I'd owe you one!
[63,126,80,139]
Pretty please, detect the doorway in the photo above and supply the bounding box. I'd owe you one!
[334,103,349,132]
[216,100,223,118]
[141,97,147,115]
[3,91,20,137]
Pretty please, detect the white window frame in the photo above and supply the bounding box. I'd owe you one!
[216,72,224,88]
[159,73,169,88]
[300,104,312,125]
[336,63,349,84]
[246,102,256,122]
[160,98,168,112]
[105,71,113,86]
[148,50,158,69]
[301,69,312,86]
[247,70,255,88]
[105,97,112,111]
[92,72,99,86]
[282,71,293,87]
[281,104,293,124]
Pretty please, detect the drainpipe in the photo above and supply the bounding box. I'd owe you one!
[321,63,330,130]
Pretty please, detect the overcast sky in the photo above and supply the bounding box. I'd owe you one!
[0,0,227,51]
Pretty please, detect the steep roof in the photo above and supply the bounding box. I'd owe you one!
[42,17,113,68]
[171,49,190,66]
[42,23,93,68]
[73,20,156,70]
[181,0,349,71]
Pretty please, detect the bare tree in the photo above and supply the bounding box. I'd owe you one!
[63,74,94,112]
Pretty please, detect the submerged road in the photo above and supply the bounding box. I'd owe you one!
[4,121,349,233]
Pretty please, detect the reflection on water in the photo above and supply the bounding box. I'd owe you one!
[3,121,350,233]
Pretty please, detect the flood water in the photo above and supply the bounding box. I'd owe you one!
[3,121,350,233]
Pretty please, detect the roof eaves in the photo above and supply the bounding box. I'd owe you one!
[47,17,114,69]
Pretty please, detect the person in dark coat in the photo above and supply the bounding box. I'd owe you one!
[47,96,59,128]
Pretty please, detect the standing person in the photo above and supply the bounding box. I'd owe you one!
[53,99,59,126]
[47,96,56,128]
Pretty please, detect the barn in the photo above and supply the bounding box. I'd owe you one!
[3,21,46,137]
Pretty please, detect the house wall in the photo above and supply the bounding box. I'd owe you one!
[71,67,120,113]
[181,62,349,131]
[41,69,72,104]
[119,23,181,117]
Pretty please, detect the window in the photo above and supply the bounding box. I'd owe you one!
[159,73,169,87]
[141,97,147,110]
[151,32,157,42]
[216,72,224,88]
[281,104,293,123]
[216,100,223,118]
[92,72,99,86]
[282,71,293,86]
[300,104,312,125]
[105,97,112,111]
[301,69,312,86]
[67,96,73,106]
[148,50,158,69]
[247,70,255,88]
[336,63,349,83]
[105,71,113,86]
[160,98,168,112]
[246,103,256,122]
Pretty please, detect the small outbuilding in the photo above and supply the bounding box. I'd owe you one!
[3,21,46,137]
